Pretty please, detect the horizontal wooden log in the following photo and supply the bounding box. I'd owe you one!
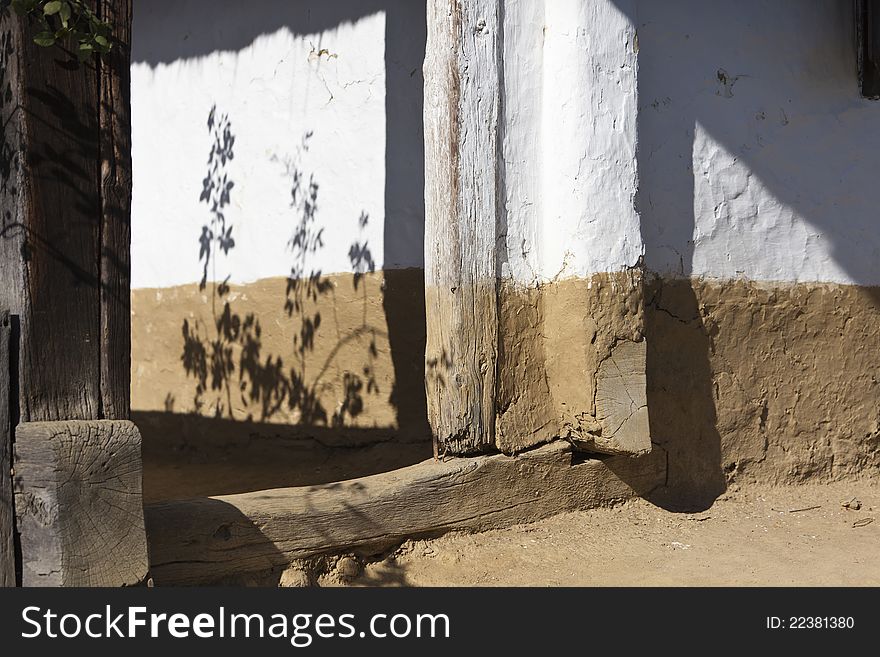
[145,441,666,585]
[14,420,148,586]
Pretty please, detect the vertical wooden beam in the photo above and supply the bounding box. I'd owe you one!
[0,4,102,422]
[0,312,13,586]
[98,0,133,419]
[0,2,139,586]
[0,8,23,589]
[423,0,501,456]
[0,3,132,420]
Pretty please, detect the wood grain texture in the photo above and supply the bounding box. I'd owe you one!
[424,0,501,456]
[0,12,25,356]
[145,441,666,585]
[98,0,133,419]
[593,340,651,455]
[3,12,102,422]
[0,3,132,423]
[14,420,147,586]
[0,312,13,586]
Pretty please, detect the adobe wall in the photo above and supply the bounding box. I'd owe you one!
[130,2,430,474]
[130,0,880,504]
[636,0,880,503]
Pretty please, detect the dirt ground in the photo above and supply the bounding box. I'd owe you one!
[326,480,879,586]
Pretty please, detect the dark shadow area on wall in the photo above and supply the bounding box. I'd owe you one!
[628,0,880,292]
[382,4,429,439]
[641,280,725,510]
[610,0,880,507]
[130,1,430,483]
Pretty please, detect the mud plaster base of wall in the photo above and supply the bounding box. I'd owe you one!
[496,271,649,456]
[132,268,880,507]
[132,269,427,430]
[131,269,432,500]
[646,276,880,508]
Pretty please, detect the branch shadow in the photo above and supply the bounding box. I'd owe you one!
[180,111,391,424]
[141,96,431,499]
[132,2,430,492]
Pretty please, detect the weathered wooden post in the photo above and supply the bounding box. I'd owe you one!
[423,0,502,456]
[424,0,651,459]
[0,311,13,586]
[0,0,146,586]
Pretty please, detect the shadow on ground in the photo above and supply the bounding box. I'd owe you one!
[137,410,432,503]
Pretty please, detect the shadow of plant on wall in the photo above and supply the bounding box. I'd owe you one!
[197,105,236,292]
[180,106,383,428]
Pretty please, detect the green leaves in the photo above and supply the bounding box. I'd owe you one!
[32,30,55,46]
[58,2,71,26]
[12,0,113,59]
[10,1,42,14]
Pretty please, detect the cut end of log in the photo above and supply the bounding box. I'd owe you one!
[591,340,652,456]
[14,420,148,587]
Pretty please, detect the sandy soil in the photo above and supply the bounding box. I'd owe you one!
[326,480,879,586]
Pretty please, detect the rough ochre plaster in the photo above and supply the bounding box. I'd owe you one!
[131,270,427,435]
[497,271,648,456]
[646,277,880,507]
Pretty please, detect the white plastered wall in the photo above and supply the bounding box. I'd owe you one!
[637,0,880,286]
[500,0,642,285]
[131,1,880,291]
[130,1,425,290]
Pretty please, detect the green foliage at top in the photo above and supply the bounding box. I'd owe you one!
[9,0,112,59]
